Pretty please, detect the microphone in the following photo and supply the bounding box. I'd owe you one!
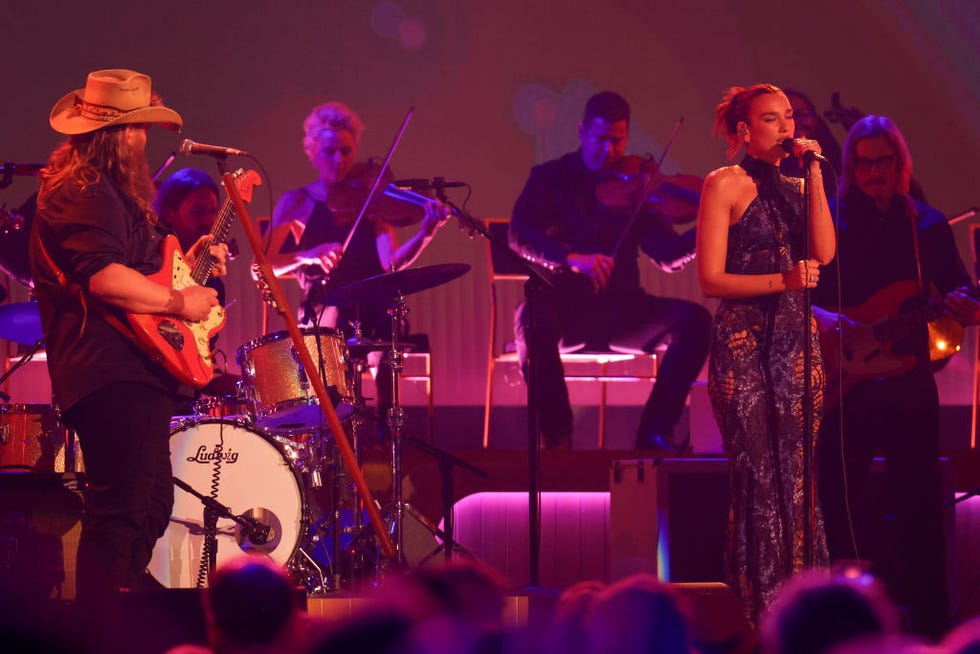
[779,138,828,164]
[392,177,466,191]
[179,139,249,158]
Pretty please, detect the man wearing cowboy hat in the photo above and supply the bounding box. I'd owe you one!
[30,69,227,634]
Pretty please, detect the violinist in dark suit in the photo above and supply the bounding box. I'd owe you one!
[509,91,711,450]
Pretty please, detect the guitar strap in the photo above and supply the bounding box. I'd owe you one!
[905,196,927,297]
[34,231,159,361]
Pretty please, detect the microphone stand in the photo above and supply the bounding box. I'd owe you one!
[404,434,487,563]
[801,157,817,566]
[0,337,44,403]
[172,476,272,575]
[435,189,553,587]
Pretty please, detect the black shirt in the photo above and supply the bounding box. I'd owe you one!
[30,172,186,410]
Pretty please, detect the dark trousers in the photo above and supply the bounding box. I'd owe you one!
[515,289,711,447]
[65,383,178,603]
[818,377,949,638]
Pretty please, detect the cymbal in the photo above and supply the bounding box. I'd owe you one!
[327,263,470,306]
[0,301,42,345]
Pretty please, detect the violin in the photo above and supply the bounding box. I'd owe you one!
[326,159,427,228]
[596,154,702,225]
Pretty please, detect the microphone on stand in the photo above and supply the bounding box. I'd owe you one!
[392,177,467,191]
[179,139,250,158]
[779,138,829,165]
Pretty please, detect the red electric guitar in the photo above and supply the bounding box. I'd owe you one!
[126,169,261,388]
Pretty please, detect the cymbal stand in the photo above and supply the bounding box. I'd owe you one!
[386,292,410,566]
[344,321,377,579]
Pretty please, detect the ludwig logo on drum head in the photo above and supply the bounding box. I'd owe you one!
[187,445,239,464]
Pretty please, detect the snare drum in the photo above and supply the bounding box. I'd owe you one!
[237,328,353,434]
[148,418,306,588]
[193,395,249,420]
[0,404,79,472]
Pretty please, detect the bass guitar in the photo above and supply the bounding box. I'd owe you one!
[126,169,261,388]
[815,279,964,405]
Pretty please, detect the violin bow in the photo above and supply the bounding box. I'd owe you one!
[339,107,415,260]
[610,116,685,259]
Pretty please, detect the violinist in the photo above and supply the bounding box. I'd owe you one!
[262,102,447,437]
[509,91,711,450]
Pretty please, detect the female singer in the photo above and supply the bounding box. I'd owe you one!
[695,84,835,620]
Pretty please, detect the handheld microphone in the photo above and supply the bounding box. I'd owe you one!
[393,177,467,191]
[179,139,249,158]
[779,138,828,164]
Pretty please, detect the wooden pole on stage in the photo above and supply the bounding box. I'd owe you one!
[222,171,396,562]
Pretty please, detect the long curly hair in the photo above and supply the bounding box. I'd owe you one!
[39,124,156,220]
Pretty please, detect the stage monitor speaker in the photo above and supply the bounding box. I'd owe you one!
[610,457,956,613]
[610,458,729,584]
[0,471,83,602]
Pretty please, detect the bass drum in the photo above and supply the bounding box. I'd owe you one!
[148,419,306,588]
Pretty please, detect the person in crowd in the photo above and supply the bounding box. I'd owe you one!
[761,567,900,654]
[30,68,227,646]
[814,114,980,639]
[696,83,835,619]
[586,574,692,654]
[509,90,711,450]
[166,553,324,654]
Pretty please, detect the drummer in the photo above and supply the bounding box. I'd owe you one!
[262,102,448,438]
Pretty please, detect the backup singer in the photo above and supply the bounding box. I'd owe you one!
[29,70,228,632]
[696,84,835,619]
[509,91,711,450]
[814,115,980,638]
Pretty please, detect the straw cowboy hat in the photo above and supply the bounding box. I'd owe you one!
[49,69,183,135]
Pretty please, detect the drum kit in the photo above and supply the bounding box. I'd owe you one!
[0,262,470,594]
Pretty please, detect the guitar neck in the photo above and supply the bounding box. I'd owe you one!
[190,199,235,285]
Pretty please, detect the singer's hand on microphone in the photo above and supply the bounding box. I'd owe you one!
[782,139,825,174]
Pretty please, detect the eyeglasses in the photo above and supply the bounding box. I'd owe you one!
[854,155,897,173]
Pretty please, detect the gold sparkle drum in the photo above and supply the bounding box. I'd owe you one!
[148,418,305,588]
[237,328,353,435]
[0,404,80,472]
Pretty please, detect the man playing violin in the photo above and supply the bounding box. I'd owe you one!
[263,102,447,439]
[813,115,980,638]
[509,91,711,450]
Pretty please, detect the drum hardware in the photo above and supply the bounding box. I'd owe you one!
[171,475,273,578]
[324,263,471,567]
[0,335,45,404]
[0,403,78,473]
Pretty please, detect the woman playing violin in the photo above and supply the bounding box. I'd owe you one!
[265,101,447,328]
[263,102,447,444]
